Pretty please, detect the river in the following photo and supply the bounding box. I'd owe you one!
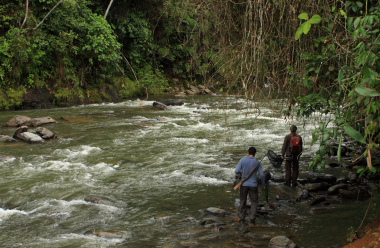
[0,95,369,247]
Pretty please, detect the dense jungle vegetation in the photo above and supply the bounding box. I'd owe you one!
[0,0,379,173]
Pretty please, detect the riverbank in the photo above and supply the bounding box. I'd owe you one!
[344,220,380,248]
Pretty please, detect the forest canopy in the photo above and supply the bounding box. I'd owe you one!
[0,0,379,170]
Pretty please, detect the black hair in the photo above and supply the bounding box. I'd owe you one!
[248,147,256,155]
[290,125,297,132]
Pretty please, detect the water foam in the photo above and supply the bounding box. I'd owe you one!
[0,208,28,221]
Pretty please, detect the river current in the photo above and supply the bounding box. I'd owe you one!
[0,95,369,247]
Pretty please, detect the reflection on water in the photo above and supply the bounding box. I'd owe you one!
[0,96,366,247]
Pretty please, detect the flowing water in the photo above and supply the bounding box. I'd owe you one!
[0,95,369,247]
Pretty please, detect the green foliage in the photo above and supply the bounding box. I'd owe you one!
[296,1,380,171]
[296,93,329,117]
[0,87,26,110]
[295,13,322,40]
[309,121,334,171]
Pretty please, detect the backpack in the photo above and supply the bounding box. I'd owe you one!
[289,133,302,154]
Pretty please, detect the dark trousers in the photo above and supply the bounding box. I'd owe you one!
[285,154,299,185]
[239,186,258,221]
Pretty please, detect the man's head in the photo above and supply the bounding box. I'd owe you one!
[290,125,297,132]
[248,147,257,155]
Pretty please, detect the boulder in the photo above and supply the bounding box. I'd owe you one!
[13,126,29,139]
[269,236,297,248]
[5,115,32,127]
[35,127,58,139]
[29,117,57,127]
[310,196,326,206]
[162,100,184,106]
[300,189,309,199]
[304,182,330,192]
[339,189,358,199]
[0,135,15,142]
[5,115,56,127]
[12,126,44,143]
[327,184,348,195]
[19,132,45,143]
[204,207,230,217]
[152,102,168,110]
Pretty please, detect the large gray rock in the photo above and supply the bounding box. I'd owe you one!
[152,102,168,110]
[327,184,348,195]
[0,135,15,142]
[204,207,230,217]
[269,236,297,248]
[19,132,45,143]
[29,117,57,127]
[162,100,184,106]
[35,127,58,139]
[5,115,32,127]
[304,182,330,191]
[5,115,57,127]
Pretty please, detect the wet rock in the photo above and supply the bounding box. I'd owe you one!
[310,196,326,206]
[5,115,32,127]
[12,126,28,139]
[151,216,172,223]
[35,127,58,139]
[84,195,109,205]
[339,189,358,199]
[30,117,57,127]
[153,101,168,110]
[304,182,330,192]
[0,135,15,142]
[204,222,226,229]
[347,171,358,182]
[5,115,56,127]
[300,189,309,199]
[200,218,217,225]
[327,184,348,195]
[269,236,297,248]
[19,132,45,143]
[13,126,44,143]
[316,174,337,184]
[204,207,230,217]
[162,100,184,106]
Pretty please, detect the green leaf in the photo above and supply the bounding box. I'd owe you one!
[344,125,367,144]
[298,13,309,20]
[309,15,322,24]
[302,22,312,34]
[295,27,303,40]
[340,9,347,19]
[354,17,361,29]
[337,132,343,164]
[355,86,380,97]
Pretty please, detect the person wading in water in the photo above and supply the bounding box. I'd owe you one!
[235,147,266,224]
[281,125,303,187]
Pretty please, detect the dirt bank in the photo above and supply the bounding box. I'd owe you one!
[343,220,380,248]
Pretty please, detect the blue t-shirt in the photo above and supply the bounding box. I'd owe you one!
[235,156,266,187]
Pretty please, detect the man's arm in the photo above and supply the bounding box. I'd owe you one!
[281,135,290,157]
[235,160,242,174]
[258,163,266,187]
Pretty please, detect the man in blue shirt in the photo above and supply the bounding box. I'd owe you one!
[235,147,266,223]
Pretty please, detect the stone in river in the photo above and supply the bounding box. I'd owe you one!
[204,207,230,217]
